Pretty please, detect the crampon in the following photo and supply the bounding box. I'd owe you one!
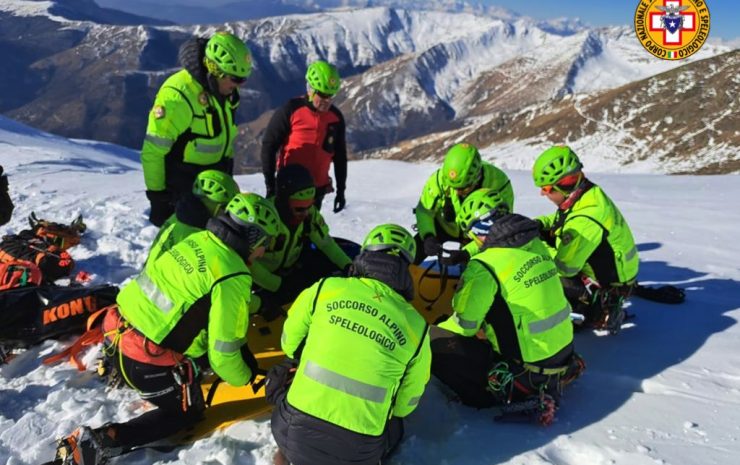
[493,392,557,426]
[51,426,115,465]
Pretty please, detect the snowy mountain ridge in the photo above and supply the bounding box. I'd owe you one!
[0,0,736,173]
[1,108,740,465]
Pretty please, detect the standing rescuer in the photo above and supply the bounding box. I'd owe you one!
[142,31,251,226]
[533,145,639,334]
[52,193,279,465]
[261,60,347,212]
[267,224,431,465]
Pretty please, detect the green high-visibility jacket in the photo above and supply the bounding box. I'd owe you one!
[439,237,573,363]
[251,203,352,292]
[117,230,253,386]
[141,69,238,194]
[282,277,431,436]
[415,162,514,256]
[538,184,639,286]
[145,214,201,268]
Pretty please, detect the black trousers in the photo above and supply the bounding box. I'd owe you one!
[108,353,205,450]
[429,326,573,408]
[271,395,403,465]
[256,245,342,309]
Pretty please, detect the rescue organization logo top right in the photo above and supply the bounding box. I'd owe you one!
[634,0,711,60]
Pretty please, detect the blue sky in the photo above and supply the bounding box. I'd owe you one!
[482,0,738,40]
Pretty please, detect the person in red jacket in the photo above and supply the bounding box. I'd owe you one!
[261,60,347,213]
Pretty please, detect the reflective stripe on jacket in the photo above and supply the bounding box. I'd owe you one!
[440,237,573,363]
[117,230,253,386]
[282,277,431,436]
[141,69,238,194]
[538,184,639,286]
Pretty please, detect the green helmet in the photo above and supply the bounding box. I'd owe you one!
[305,60,341,95]
[192,170,240,206]
[457,188,509,233]
[532,145,583,187]
[224,193,279,249]
[362,224,416,264]
[205,32,252,78]
[442,143,483,189]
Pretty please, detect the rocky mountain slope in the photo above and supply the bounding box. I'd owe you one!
[0,0,735,173]
[366,50,739,175]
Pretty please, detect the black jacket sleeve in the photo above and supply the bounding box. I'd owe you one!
[331,107,347,193]
[261,102,293,197]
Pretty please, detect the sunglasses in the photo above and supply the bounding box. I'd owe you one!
[228,75,247,84]
[313,90,335,100]
[541,172,582,194]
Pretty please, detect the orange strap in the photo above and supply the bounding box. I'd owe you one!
[41,306,110,371]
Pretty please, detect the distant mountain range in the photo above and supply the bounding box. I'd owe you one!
[0,0,736,173]
[94,0,523,26]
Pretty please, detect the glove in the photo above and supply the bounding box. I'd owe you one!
[439,249,470,266]
[240,344,261,384]
[146,190,174,227]
[265,358,298,405]
[423,235,442,257]
[333,190,346,213]
[257,292,285,322]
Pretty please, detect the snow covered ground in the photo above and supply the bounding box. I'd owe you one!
[1,115,739,465]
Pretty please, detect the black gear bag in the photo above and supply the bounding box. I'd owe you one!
[0,283,119,349]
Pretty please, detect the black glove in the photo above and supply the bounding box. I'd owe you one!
[256,292,285,322]
[439,249,470,266]
[265,358,298,405]
[333,190,346,213]
[240,344,261,384]
[423,235,442,257]
[146,190,174,227]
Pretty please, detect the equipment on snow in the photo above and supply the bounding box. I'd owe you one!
[0,233,75,282]
[0,284,118,362]
[0,260,42,290]
[633,283,685,304]
[28,212,86,250]
[492,392,558,426]
[1,213,85,282]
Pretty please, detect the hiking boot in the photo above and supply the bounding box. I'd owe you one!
[54,426,118,465]
[604,305,625,335]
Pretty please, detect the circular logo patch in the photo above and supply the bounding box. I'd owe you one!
[448,169,458,180]
[198,92,209,106]
[153,105,165,119]
[634,0,710,60]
